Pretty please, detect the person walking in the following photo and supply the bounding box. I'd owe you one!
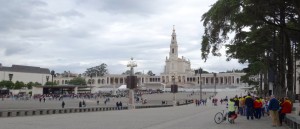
[239,97,245,116]
[82,100,86,107]
[245,94,254,120]
[261,97,266,117]
[79,101,82,108]
[279,97,292,126]
[62,101,65,108]
[116,102,119,110]
[268,95,280,127]
[254,97,262,119]
[228,98,238,124]
[119,101,123,110]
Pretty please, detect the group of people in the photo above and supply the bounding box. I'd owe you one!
[226,94,292,126]
[116,101,123,110]
[195,99,207,106]
[79,100,86,107]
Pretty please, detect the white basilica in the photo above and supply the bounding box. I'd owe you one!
[52,27,247,91]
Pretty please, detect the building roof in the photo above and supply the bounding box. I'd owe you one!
[0,65,50,74]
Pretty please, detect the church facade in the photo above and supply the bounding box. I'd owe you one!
[53,27,247,91]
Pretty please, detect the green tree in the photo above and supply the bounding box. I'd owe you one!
[0,80,14,89]
[135,72,142,75]
[45,82,57,86]
[147,71,155,76]
[14,81,25,89]
[85,63,108,77]
[201,0,300,98]
[122,70,131,75]
[26,82,34,89]
[34,82,41,86]
[68,77,87,85]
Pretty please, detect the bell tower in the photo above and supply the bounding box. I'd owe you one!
[169,25,178,60]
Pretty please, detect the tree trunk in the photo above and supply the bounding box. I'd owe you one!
[263,70,268,97]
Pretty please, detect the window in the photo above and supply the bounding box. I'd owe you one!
[172,48,174,54]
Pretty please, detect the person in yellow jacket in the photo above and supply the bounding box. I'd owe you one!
[228,98,238,124]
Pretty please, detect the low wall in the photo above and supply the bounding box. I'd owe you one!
[284,103,300,129]
[0,106,127,118]
[0,101,192,118]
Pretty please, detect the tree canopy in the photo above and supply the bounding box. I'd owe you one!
[201,0,300,98]
[147,70,155,76]
[84,63,108,77]
[68,77,87,85]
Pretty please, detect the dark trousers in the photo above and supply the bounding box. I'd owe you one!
[246,107,254,120]
[254,108,261,119]
[279,113,286,125]
[239,107,244,116]
[261,107,265,116]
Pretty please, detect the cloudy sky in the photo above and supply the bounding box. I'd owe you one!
[0,0,247,75]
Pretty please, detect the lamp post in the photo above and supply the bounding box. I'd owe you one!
[8,74,13,82]
[51,70,55,87]
[213,73,217,96]
[46,76,49,82]
[8,74,13,89]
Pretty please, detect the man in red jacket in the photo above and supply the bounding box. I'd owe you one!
[279,97,292,126]
[254,97,262,119]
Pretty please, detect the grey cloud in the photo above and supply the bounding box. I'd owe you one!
[0,0,52,32]
[0,41,33,56]
[75,0,169,16]
[58,10,84,18]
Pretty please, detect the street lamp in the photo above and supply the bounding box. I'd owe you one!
[51,70,55,87]
[8,74,13,89]
[8,74,13,82]
[213,73,217,96]
[46,76,49,82]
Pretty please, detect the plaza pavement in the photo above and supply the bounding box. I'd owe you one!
[0,90,289,129]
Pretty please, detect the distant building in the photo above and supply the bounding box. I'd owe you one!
[0,64,51,84]
[54,27,247,91]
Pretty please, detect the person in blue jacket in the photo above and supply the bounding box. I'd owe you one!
[245,94,254,120]
[268,95,280,127]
